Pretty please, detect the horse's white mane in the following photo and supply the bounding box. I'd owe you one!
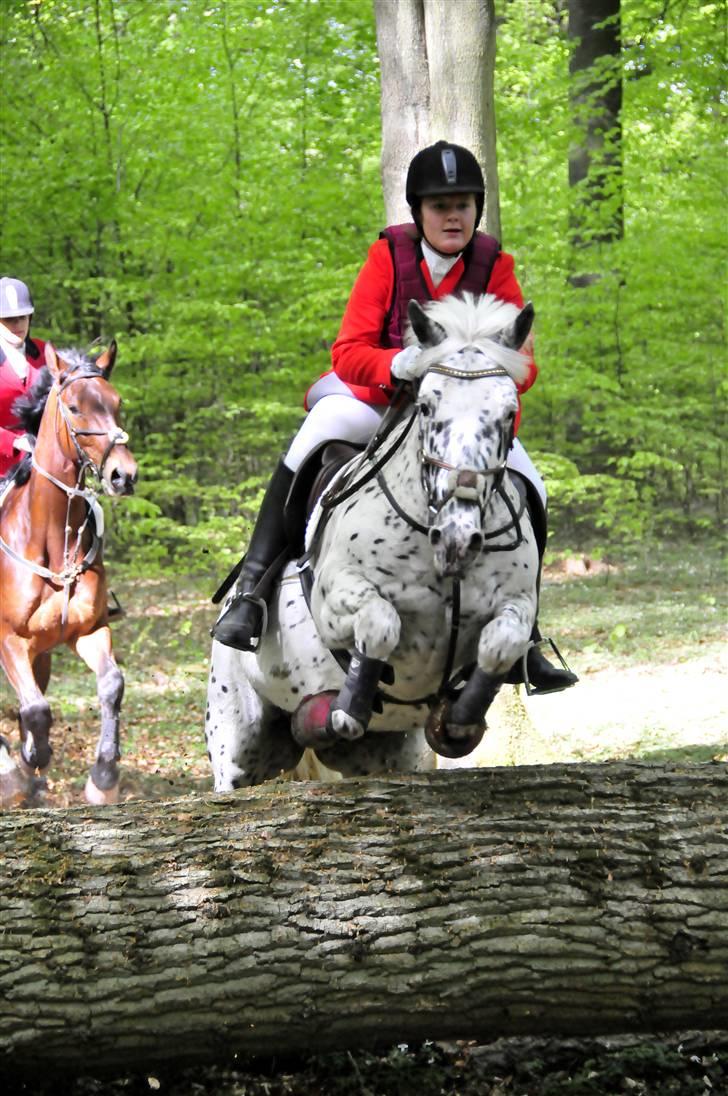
[409,292,531,386]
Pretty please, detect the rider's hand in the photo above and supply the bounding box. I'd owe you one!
[13,434,33,454]
[391,344,425,384]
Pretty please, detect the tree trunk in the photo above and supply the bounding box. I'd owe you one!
[568,0,623,280]
[1,762,726,1077]
[375,0,500,237]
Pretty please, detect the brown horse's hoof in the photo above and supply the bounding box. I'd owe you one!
[425,699,486,759]
[84,774,121,806]
[0,741,33,808]
[291,692,339,748]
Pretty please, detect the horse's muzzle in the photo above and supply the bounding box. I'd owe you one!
[107,465,138,496]
[429,520,484,577]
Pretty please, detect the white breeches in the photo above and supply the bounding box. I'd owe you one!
[285,381,547,508]
[285,383,385,473]
[507,438,547,508]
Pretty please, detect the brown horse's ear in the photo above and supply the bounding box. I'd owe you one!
[45,342,63,381]
[95,339,117,376]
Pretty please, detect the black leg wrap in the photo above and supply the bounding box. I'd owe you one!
[328,648,394,736]
[448,667,501,726]
[425,668,501,760]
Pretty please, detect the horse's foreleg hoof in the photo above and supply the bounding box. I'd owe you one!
[425,700,486,759]
[84,774,121,806]
[291,692,339,748]
[0,741,33,808]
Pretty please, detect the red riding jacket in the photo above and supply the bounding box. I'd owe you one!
[314,225,538,429]
[0,336,46,477]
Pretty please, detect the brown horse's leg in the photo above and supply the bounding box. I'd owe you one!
[0,634,54,773]
[33,652,52,694]
[74,628,123,805]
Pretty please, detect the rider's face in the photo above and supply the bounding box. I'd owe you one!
[420,194,478,255]
[1,315,30,341]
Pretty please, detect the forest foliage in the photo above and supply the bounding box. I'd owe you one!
[0,0,724,573]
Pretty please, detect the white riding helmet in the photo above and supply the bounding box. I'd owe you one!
[0,277,34,318]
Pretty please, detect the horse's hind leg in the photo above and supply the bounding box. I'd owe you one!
[206,640,304,790]
[74,628,123,805]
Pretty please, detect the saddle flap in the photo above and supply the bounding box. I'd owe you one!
[284,439,363,556]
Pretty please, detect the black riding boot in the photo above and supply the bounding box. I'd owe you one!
[506,623,578,694]
[505,472,578,695]
[211,460,294,652]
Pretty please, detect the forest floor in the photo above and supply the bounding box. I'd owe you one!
[2,539,726,1094]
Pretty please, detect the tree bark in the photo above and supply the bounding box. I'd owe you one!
[375,0,500,237]
[1,761,726,1077]
[568,0,623,278]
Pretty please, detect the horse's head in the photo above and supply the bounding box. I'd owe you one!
[407,294,534,578]
[45,341,138,496]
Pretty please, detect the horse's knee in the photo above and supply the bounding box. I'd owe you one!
[353,600,400,660]
[477,613,531,675]
[19,700,53,771]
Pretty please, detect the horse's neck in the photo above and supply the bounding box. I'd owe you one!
[25,391,87,543]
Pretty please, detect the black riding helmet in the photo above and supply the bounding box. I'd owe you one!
[406,141,485,229]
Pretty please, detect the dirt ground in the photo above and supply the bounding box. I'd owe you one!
[438,640,728,775]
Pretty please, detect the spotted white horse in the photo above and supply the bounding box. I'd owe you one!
[206,293,539,789]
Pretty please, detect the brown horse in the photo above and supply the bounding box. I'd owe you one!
[0,341,137,806]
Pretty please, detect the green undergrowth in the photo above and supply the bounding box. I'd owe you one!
[541,539,726,669]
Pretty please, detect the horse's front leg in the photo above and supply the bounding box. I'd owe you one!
[426,598,535,759]
[314,567,401,741]
[74,628,123,805]
[0,631,54,776]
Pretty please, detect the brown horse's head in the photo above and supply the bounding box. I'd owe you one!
[45,341,138,496]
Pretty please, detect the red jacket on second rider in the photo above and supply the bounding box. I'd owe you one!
[0,336,46,478]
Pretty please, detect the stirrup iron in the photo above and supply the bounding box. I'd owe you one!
[521,636,577,697]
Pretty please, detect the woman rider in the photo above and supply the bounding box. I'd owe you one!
[213,141,577,694]
[0,277,46,478]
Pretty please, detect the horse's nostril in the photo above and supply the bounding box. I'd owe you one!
[429,528,442,546]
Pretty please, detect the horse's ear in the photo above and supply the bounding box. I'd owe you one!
[407,300,447,347]
[95,339,117,376]
[45,342,63,381]
[503,302,535,351]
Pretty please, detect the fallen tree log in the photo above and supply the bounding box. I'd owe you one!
[1,760,726,1077]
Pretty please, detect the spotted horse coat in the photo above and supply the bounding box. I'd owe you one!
[206,293,539,790]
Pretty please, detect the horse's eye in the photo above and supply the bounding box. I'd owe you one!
[69,405,80,415]
[418,403,431,418]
